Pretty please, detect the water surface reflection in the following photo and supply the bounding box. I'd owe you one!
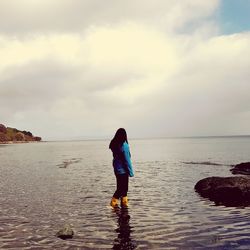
[113,207,137,250]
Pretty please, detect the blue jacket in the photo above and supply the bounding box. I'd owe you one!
[112,142,134,177]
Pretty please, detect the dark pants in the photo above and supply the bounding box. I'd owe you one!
[113,174,129,199]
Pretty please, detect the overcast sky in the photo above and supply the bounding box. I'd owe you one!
[1,0,250,140]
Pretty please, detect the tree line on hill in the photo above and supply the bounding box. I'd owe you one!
[0,124,42,143]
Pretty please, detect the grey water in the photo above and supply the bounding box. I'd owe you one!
[0,137,250,249]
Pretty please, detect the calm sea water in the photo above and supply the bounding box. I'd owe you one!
[0,137,250,249]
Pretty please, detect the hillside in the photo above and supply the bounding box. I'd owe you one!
[0,124,42,143]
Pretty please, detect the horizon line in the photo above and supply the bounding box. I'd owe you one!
[43,134,250,142]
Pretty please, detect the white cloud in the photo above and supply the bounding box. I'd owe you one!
[1,0,250,139]
[0,0,219,34]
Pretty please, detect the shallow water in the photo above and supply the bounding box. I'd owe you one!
[0,137,250,249]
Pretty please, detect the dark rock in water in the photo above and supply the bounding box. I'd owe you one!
[183,161,223,166]
[57,158,82,168]
[230,162,250,175]
[56,224,74,240]
[195,176,250,206]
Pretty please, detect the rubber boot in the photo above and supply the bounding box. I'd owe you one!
[121,196,128,207]
[110,197,119,208]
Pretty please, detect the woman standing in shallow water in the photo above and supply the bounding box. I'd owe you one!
[109,128,134,208]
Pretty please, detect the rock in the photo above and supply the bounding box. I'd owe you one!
[0,124,7,134]
[230,162,250,175]
[195,176,250,206]
[58,158,82,168]
[183,161,226,166]
[56,224,74,240]
[34,136,42,141]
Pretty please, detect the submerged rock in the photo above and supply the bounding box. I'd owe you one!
[195,176,250,206]
[183,161,227,166]
[230,162,250,175]
[57,158,82,168]
[56,224,74,240]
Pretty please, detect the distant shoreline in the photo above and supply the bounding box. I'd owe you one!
[0,124,42,144]
[0,141,42,145]
[17,135,250,143]
[2,135,250,144]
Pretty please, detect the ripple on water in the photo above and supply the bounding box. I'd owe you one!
[0,140,250,249]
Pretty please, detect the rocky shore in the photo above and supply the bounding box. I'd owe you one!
[0,124,42,144]
[230,162,250,175]
[195,162,250,207]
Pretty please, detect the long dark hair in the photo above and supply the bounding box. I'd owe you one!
[109,128,128,151]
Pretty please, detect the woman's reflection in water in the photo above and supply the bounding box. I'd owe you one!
[113,207,137,250]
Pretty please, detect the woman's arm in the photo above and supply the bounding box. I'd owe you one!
[122,143,134,177]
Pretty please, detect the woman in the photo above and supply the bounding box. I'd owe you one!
[109,128,134,208]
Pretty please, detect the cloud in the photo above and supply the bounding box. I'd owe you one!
[1,0,250,139]
[0,0,219,34]
[142,32,250,136]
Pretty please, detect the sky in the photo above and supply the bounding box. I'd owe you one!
[0,0,250,140]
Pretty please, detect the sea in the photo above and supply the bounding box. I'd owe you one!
[0,137,250,249]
